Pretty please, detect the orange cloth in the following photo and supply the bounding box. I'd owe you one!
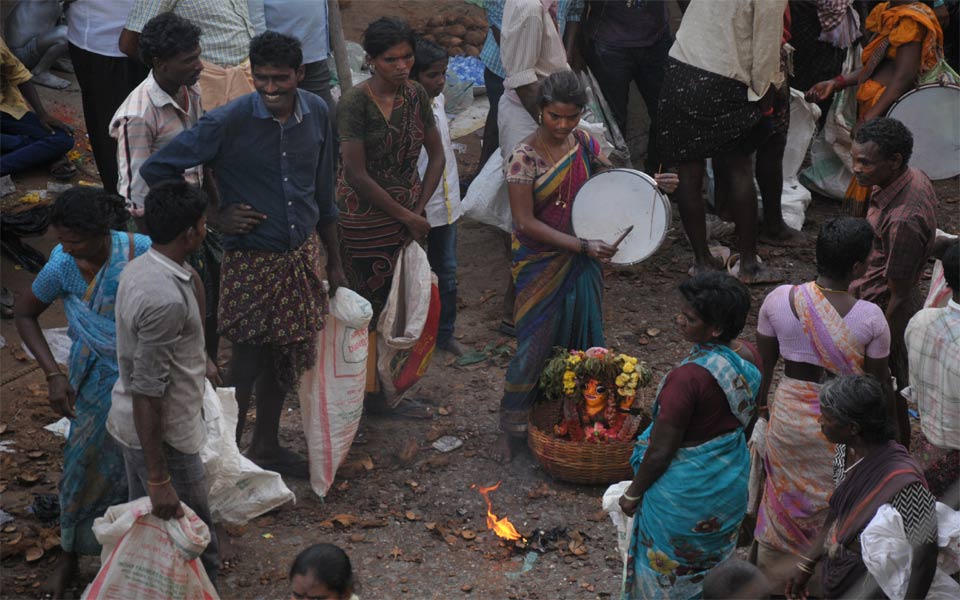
[856,1,943,113]
[844,2,943,215]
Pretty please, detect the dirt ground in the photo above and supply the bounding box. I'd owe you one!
[1,2,959,599]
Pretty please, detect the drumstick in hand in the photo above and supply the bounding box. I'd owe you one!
[612,225,634,249]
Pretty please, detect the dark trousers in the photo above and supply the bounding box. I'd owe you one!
[0,111,74,176]
[68,44,148,195]
[300,59,337,125]
[584,33,672,170]
[426,223,458,344]
[479,67,505,167]
[122,443,219,585]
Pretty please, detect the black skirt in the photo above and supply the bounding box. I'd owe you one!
[657,58,766,163]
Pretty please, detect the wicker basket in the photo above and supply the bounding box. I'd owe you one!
[527,395,651,486]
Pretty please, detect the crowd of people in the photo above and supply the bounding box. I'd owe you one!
[1,0,957,598]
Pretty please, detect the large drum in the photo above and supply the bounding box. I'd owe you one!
[571,169,671,266]
[886,83,960,180]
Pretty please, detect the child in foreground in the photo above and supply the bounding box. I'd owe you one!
[412,38,465,357]
[289,544,358,600]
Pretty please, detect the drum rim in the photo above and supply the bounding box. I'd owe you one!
[886,82,960,114]
[885,82,960,180]
[571,168,671,266]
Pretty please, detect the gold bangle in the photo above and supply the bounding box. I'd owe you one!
[147,476,171,487]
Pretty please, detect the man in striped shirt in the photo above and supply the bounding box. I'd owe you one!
[110,12,204,218]
[110,12,223,362]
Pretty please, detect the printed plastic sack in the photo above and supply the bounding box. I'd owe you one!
[602,481,634,579]
[462,151,513,233]
[861,503,960,600]
[377,243,440,406]
[82,498,219,600]
[299,287,373,498]
[200,382,295,524]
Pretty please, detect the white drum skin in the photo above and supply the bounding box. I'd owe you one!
[886,83,960,180]
[571,169,671,266]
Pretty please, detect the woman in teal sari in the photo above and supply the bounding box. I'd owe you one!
[493,71,678,462]
[619,272,762,599]
[15,188,150,598]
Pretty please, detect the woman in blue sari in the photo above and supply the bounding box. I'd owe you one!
[492,71,679,462]
[619,273,762,599]
[15,187,150,598]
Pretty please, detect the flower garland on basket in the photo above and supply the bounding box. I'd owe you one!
[539,347,652,442]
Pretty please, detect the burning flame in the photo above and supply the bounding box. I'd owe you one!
[474,481,525,542]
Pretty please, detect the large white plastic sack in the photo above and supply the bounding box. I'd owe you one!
[200,383,295,524]
[21,327,71,365]
[83,498,219,599]
[861,502,960,599]
[602,481,634,580]
[299,287,373,498]
[461,151,513,233]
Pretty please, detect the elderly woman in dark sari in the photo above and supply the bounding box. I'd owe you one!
[619,272,762,599]
[492,70,679,462]
[337,17,445,419]
[786,374,937,599]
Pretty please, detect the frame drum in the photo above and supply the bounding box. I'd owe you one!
[885,83,960,180]
[571,169,671,266]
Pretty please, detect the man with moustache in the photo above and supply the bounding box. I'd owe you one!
[141,31,345,477]
[111,12,224,361]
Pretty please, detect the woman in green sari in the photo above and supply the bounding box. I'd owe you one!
[493,71,678,462]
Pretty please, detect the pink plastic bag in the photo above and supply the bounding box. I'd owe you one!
[83,498,218,600]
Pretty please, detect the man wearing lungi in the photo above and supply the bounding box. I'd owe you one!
[141,31,344,477]
[657,0,787,283]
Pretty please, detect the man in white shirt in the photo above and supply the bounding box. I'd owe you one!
[64,0,149,195]
[658,0,786,284]
[497,0,574,163]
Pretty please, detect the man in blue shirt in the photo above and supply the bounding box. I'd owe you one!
[142,31,344,477]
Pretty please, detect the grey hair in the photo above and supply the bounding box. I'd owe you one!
[537,71,588,109]
[819,375,895,443]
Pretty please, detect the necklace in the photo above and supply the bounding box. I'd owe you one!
[537,130,573,207]
[814,281,849,294]
[843,455,865,475]
[363,81,396,122]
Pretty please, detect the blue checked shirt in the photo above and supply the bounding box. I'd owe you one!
[480,0,583,78]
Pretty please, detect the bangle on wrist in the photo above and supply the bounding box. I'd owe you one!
[46,371,66,381]
[834,74,846,89]
[621,492,642,502]
[796,561,814,575]
[579,238,588,255]
[147,475,171,487]
[761,106,774,117]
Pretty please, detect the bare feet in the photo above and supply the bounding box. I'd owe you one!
[491,433,523,464]
[437,338,466,357]
[31,70,71,90]
[737,261,784,285]
[687,247,729,277]
[40,549,77,599]
[245,445,309,479]
[759,224,805,247]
